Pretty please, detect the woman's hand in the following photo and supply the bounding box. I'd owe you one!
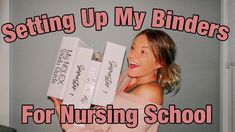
[49,97,62,118]
[49,97,73,131]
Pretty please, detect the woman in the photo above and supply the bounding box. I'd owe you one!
[51,29,181,132]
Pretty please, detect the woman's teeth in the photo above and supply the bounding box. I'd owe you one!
[129,61,139,69]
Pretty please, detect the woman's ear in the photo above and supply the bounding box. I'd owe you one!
[154,62,163,70]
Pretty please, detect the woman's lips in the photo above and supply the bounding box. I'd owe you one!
[129,64,138,69]
[129,61,139,69]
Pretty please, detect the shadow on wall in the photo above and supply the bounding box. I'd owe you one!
[0,125,17,132]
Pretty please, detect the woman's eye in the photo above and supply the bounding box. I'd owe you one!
[141,50,146,54]
[130,46,134,50]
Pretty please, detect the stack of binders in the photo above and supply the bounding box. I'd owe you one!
[47,37,126,111]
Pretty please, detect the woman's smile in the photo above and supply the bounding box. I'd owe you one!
[128,60,140,69]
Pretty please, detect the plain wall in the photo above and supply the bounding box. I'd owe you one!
[220,0,229,131]
[221,0,235,132]
[0,0,10,126]
[228,0,235,62]
[227,0,235,130]
[9,0,220,132]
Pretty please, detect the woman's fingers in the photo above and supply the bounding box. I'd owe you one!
[49,97,70,130]
[49,97,62,107]
[48,97,62,118]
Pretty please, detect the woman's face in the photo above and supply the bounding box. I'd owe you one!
[127,34,161,78]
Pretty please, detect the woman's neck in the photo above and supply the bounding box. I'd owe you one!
[132,73,157,85]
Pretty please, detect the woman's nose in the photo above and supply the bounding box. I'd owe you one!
[128,50,136,59]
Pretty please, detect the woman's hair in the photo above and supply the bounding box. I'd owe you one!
[135,29,181,95]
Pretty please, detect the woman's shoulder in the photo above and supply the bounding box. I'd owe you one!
[132,82,163,105]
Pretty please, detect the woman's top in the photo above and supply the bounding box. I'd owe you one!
[62,70,162,132]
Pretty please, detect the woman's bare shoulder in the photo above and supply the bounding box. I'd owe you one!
[132,83,163,105]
